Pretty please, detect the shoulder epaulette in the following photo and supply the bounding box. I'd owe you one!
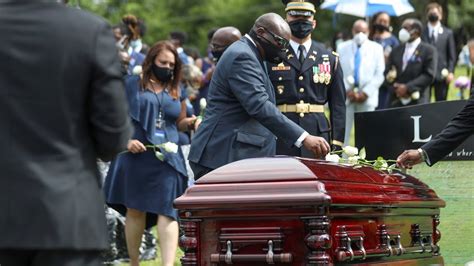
[332,51,339,57]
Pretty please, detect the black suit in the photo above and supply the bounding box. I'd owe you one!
[422,93,474,165]
[385,40,438,107]
[0,0,131,264]
[422,25,456,101]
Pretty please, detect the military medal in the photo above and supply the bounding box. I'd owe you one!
[312,66,320,83]
[324,73,331,85]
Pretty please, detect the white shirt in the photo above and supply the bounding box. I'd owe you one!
[427,22,442,42]
[290,39,312,59]
[245,34,309,147]
[402,37,421,70]
[337,39,385,108]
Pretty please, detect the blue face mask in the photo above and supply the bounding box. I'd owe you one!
[130,39,142,50]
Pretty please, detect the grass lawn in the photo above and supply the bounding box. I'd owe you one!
[121,67,473,265]
[409,161,474,266]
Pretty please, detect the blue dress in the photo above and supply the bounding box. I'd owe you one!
[104,75,188,228]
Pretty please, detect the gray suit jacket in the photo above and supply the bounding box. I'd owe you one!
[0,0,132,249]
[189,37,304,170]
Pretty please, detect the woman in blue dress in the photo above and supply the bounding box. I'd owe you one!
[104,41,200,266]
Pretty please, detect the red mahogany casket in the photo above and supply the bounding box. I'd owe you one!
[174,157,445,265]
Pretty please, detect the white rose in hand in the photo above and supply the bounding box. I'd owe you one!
[343,146,359,157]
[162,142,178,153]
[199,98,207,110]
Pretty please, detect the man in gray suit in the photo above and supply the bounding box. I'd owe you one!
[0,1,132,265]
[189,13,330,179]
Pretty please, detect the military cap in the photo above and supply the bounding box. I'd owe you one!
[282,0,317,17]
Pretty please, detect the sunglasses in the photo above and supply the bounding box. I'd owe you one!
[262,28,289,48]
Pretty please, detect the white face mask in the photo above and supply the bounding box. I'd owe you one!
[398,28,411,43]
[353,32,368,46]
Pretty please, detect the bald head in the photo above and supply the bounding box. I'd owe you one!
[254,13,291,42]
[211,26,242,48]
[352,19,369,35]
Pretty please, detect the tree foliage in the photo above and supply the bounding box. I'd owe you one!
[76,0,474,54]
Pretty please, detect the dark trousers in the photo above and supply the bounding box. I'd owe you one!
[431,80,449,101]
[0,249,101,266]
[189,161,213,180]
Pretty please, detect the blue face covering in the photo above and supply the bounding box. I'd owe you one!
[130,39,142,50]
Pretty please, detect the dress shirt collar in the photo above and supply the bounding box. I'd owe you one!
[428,21,442,34]
[290,38,311,55]
[245,34,257,47]
[405,37,421,50]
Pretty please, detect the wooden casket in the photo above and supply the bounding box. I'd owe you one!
[174,157,445,265]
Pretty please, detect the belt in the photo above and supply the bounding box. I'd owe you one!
[278,101,325,117]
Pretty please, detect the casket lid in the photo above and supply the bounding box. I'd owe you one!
[179,157,445,209]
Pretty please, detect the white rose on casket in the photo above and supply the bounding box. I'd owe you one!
[343,146,359,157]
[325,154,341,163]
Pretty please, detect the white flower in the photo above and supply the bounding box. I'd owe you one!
[132,65,142,75]
[199,98,207,110]
[161,142,178,153]
[343,146,359,157]
[346,75,355,86]
[411,91,420,100]
[325,154,341,163]
[347,156,360,165]
[155,151,165,161]
[441,68,449,78]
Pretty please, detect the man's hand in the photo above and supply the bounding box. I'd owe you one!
[396,149,423,169]
[347,90,356,102]
[303,135,330,158]
[446,73,454,84]
[127,139,146,153]
[354,91,368,103]
[394,83,409,98]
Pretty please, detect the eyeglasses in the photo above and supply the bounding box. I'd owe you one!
[262,28,289,48]
[210,43,229,51]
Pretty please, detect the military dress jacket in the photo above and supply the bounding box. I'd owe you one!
[267,41,346,157]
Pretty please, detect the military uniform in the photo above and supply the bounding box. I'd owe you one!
[267,41,346,157]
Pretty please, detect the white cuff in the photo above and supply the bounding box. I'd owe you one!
[295,131,309,148]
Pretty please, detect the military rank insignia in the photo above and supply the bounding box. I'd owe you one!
[277,85,284,94]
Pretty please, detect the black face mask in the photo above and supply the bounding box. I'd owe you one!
[373,23,389,33]
[251,30,286,64]
[211,47,228,63]
[428,13,439,22]
[152,64,173,82]
[288,20,313,39]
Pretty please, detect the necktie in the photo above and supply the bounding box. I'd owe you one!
[298,45,305,65]
[430,30,436,44]
[354,45,361,87]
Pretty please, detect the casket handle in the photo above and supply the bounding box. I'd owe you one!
[210,240,293,264]
[225,240,232,264]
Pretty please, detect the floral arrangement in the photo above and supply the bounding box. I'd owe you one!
[325,146,400,173]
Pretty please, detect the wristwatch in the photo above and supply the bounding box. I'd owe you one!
[417,148,427,162]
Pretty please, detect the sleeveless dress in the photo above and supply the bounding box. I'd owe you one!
[104,75,188,228]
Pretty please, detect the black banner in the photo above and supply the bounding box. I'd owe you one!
[355,100,474,161]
